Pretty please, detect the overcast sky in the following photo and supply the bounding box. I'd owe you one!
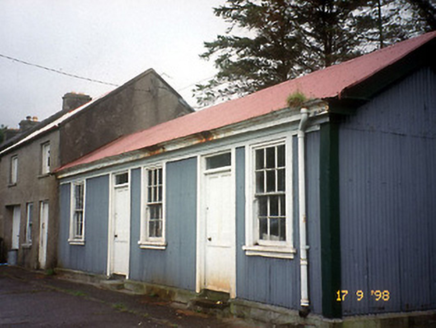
[0,1,229,128]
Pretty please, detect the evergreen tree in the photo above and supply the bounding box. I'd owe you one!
[195,0,433,106]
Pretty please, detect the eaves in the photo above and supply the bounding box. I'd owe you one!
[56,100,329,179]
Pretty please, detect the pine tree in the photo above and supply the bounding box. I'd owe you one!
[194,0,433,106]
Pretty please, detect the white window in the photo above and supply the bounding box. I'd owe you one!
[140,166,165,248]
[11,155,18,184]
[42,142,50,174]
[25,203,33,244]
[244,139,295,259]
[69,181,85,244]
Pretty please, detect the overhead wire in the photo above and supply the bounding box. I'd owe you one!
[0,53,215,102]
[0,53,120,87]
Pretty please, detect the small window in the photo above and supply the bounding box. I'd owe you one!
[41,142,51,174]
[69,181,85,243]
[140,166,165,248]
[10,155,18,184]
[25,203,33,244]
[206,152,231,170]
[115,173,129,185]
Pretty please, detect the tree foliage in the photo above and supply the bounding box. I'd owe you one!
[194,0,435,106]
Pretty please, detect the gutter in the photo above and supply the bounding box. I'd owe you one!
[298,107,310,312]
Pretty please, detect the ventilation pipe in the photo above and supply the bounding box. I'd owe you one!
[298,107,310,312]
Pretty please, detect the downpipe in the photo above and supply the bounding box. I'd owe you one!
[298,108,310,316]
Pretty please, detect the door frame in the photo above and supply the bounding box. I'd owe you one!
[38,200,49,269]
[11,205,21,250]
[107,170,131,278]
[196,149,236,298]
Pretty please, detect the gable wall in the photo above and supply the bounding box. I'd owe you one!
[59,72,192,166]
[339,67,436,315]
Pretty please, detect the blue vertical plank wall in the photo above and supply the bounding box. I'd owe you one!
[129,158,197,291]
[58,175,109,274]
[339,67,436,315]
[235,133,322,313]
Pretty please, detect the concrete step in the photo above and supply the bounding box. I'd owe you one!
[99,280,125,291]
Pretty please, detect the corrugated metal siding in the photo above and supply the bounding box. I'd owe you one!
[339,67,436,315]
[235,146,300,309]
[305,132,322,314]
[129,158,197,291]
[58,183,71,268]
[58,176,109,274]
[235,134,322,312]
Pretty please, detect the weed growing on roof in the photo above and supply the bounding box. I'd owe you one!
[286,91,308,108]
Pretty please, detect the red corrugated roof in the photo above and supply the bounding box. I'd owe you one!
[58,31,436,172]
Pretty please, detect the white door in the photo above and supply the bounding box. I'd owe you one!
[12,206,21,249]
[112,184,130,276]
[39,201,49,269]
[204,169,234,293]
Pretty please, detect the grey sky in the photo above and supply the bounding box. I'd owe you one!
[0,1,228,128]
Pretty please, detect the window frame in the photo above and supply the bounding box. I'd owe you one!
[68,180,86,245]
[139,164,166,249]
[10,155,18,185]
[25,203,33,245]
[243,137,296,259]
[41,142,51,175]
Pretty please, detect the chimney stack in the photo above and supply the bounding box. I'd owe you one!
[62,92,92,112]
[19,116,39,132]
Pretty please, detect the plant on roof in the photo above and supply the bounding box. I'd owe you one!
[286,91,308,108]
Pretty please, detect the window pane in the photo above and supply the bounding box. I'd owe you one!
[266,147,275,168]
[279,195,286,216]
[115,173,128,185]
[266,170,276,192]
[158,168,162,185]
[255,149,264,169]
[206,153,231,169]
[279,218,286,241]
[256,171,264,193]
[277,145,285,167]
[258,196,267,216]
[270,218,279,240]
[277,168,285,191]
[259,218,268,240]
[270,195,279,216]
[158,186,162,202]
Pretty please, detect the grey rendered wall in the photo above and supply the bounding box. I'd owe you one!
[59,70,192,166]
[129,158,197,291]
[235,136,322,313]
[339,67,436,315]
[58,175,109,274]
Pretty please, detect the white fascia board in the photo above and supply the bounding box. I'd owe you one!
[57,102,329,179]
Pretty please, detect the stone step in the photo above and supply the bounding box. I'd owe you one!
[100,280,125,291]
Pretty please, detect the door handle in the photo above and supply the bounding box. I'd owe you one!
[114,234,118,238]
[207,237,212,241]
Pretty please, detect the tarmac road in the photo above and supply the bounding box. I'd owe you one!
[0,266,257,328]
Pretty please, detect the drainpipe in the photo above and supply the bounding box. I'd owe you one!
[298,107,310,312]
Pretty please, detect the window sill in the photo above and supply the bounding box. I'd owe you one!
[8,183,17,188]
[38,173,51,179]
[138,241,167,250]
[242,245,296,259]
[68,239,85,246]
[22,243,32,249]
